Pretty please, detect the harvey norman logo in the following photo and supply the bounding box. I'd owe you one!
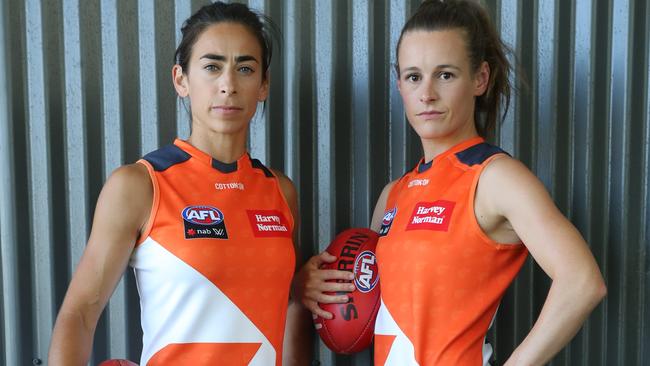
[406,200,455,232]
[247,210,292,237]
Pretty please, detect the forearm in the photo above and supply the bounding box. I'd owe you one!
[282,298,313,366]
[48,311,95,366]
[506,274,606,365]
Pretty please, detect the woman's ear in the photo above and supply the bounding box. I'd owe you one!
[258,71,270,102]
[172,64,189,97]
[474,61,490,96]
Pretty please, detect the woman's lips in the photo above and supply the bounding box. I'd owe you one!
[212,105,243,115]
[417,110,444,119]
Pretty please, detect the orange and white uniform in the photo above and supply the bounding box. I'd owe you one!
[131,139,295,366]
[374,137,528,366]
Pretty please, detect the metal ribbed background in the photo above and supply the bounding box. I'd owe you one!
[0,0,648,365]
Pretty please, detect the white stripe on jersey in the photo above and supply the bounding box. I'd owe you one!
[374,298,419,366]
[131,237,275,365]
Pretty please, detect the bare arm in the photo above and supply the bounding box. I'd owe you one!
[476,157,606,366]
[48,164,152,366]
[274,171,313,366]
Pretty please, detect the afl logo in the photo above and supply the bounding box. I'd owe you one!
[382,207,396,226]
[181,206,224,225]
[354,250,379,293]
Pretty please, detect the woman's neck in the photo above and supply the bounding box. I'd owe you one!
[187,127,247,163]
[420,123,479,163]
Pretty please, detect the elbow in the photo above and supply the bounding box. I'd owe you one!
[584,272,607,308]
[560,267,607,308]
[595,277,607,302]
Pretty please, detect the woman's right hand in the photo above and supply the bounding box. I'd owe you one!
[294,252,356,320]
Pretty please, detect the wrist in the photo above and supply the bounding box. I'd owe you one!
[505,349,535,366]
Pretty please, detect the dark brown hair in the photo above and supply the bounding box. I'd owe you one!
[174,1,279,80]
[396,0,512,138]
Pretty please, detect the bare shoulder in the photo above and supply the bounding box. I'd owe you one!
[104,163,152,203]
[96,163,153,232]
[480,155,537,185]
[270,168,297,204]
[479,156,547,199]
[477,155,555,221]
[106,162,151,189]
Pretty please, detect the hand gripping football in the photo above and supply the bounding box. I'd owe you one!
[315,228,381,354]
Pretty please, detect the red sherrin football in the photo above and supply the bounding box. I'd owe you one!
[315,227,381,354]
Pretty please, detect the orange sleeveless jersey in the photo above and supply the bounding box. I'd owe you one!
[131,139,295,366]
[374,137,528,366]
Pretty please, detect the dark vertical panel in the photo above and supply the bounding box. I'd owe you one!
[351,0,371,231]
[119,0,141,165]
[117,1,144,360]
[607,0,630,365]
[591,0,614,363]
[333,0,353,233]
[368,1,389,209]
[388,0,407,179]
[155,1,178,146]
[638,4,650,365]
[6,0,32,364]
[0,0,16,364]
[491,0,518,360]
[266,1,286,172]
[572,0,596,364]
[246,0,270,163]
[174,0,192,140]
[81,0,103,242]
[625,0,647,364]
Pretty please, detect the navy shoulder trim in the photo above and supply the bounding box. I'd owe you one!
[251,158,274,178]
[143,144,191,171]
[455,143,509,166]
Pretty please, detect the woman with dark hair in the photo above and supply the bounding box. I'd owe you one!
[298,1,606,365]
[49,2,309,365]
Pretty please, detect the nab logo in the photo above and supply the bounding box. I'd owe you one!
[182,206,224,225]
[353,251,379,293]
[181,205,228,239]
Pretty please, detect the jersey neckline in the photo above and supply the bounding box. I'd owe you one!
[416,136,485,173]
[173,138,250,174]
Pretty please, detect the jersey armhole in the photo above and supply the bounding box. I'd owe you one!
[135,159,160,246]
[467,154,525,250]
[268,169,296,234]
[383,175,407,211]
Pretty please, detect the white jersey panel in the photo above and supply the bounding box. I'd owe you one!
[374,298,419,366]
[131,237,275,365]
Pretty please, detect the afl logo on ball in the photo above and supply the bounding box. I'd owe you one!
[354,251,379,293]
[181,205,228,239]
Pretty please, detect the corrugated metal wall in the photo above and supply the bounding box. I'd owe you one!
[0,0,648,365]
